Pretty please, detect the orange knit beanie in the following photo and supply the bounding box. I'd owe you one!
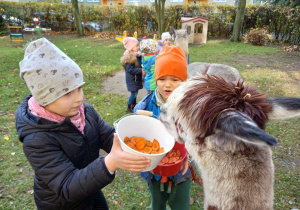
[155,46,187,82]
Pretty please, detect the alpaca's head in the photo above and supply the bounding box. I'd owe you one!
[171,26,189,47]
[159,75,279,151]
[174,29,188,39]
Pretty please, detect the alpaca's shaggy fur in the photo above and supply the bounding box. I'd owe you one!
[187,62,242,82]
[172,26,189,62]
[159,75,300,210]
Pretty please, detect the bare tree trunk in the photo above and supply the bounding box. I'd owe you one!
[155,0,166,39]
[71,0,84,36]
[230,0,246,42]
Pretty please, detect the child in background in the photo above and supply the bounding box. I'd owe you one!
[140,39,158,94]
[157,32,172,53]
[121,37,146,113]
[134,46,192,210]
[15,38,150,210]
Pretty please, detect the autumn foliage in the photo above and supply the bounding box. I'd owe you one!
[0,2,299,44]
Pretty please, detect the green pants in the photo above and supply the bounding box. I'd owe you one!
[148,179,191,210]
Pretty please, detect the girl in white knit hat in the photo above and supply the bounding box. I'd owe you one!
[16,38,150,210]
[157,32,172,53]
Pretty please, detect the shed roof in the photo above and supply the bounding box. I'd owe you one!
[181,16,209,23]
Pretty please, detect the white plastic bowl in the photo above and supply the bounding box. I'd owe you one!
[115,114,175,171]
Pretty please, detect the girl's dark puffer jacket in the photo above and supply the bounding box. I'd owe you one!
[15,95,115,210]
[121,54,143,92]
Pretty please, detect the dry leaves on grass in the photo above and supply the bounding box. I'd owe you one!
[283,45,300,53]
[94,31,116,39]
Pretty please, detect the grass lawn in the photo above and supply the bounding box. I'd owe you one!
[0,33,299,209]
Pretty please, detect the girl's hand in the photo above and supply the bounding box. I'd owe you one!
[142,69,146,76]
[105,133,151,172]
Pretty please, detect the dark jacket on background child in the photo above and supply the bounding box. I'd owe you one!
[15,95,115,210]
[121,54,143,92]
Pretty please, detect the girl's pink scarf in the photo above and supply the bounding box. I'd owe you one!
[28,97,85,134]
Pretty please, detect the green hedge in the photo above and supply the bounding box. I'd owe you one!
[0,1,299,44]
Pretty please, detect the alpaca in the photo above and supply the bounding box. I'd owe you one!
[159,75,300,210]
[188,62,242,83]
[171,26,189,63]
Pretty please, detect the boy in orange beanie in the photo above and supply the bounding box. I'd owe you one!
[134,46,191,210]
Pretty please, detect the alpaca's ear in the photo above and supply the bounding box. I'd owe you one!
[184,25,190,35]
[267,97,300,120]
[216,112,277,146]
[171,26,176,35]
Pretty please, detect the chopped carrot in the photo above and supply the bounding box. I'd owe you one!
[127,142,135,149]
[123,136,170,156]
[144,146,153,154]
[161,156,169,163]
[169,156,177,164]
[124,136,130,143]
[166,150,172,157]
[146,140,153,147]
[152,139,160,151]
[136,137,146,142]
[176,150,181,157]
[136,139,146,150]
[130,136,138,145]
[158,147,165,154]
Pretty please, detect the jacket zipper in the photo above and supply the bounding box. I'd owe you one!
[66,118,91,163]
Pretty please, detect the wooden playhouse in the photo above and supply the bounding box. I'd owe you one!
[181,16,209,44]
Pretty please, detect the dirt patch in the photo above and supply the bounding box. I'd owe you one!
[227,53,300,72]
[101,70,148,101]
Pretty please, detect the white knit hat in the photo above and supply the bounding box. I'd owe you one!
[19,38,85,106]
[161,32,171,42]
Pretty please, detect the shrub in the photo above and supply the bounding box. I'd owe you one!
[243,28,272,46]
[0,16,8,36]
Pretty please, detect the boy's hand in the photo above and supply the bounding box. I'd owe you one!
[181,154,189,175]
[105,133,151,172]
[142,69,146,76]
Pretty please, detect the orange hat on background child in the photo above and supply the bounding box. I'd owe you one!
[155,46,187,82]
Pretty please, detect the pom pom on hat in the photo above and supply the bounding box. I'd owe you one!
[161,32,171,42]
[140,39,157,55]
[155,46,187,82]
[123,37,139,51]
[19,38,85,106]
